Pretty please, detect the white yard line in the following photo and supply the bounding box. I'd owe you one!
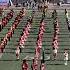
[23,55,34,60]
[24,55,29,59]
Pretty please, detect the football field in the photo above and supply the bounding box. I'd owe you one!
[0,7,70,70]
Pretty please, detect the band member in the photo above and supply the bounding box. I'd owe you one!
[35,47,41,58]
[66,11,69,19]
[40,61,46,70]
[15,47,20,60]
[64,50,68,65]
[65,9,67,15]
[31,58,38,70]
[53,47,58,60]
[22,59,29,70]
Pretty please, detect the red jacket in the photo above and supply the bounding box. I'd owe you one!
[22,63,29,70]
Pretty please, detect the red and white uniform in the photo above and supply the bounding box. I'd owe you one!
[40,63,46,70]
[19,40,24,48]
[35,47,40,58]
[22,63,29,70]
[32,62,38,70]
[52,40,58,49]
[37,40,42,48]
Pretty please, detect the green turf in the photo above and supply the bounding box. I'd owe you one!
[0,9,70,70]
